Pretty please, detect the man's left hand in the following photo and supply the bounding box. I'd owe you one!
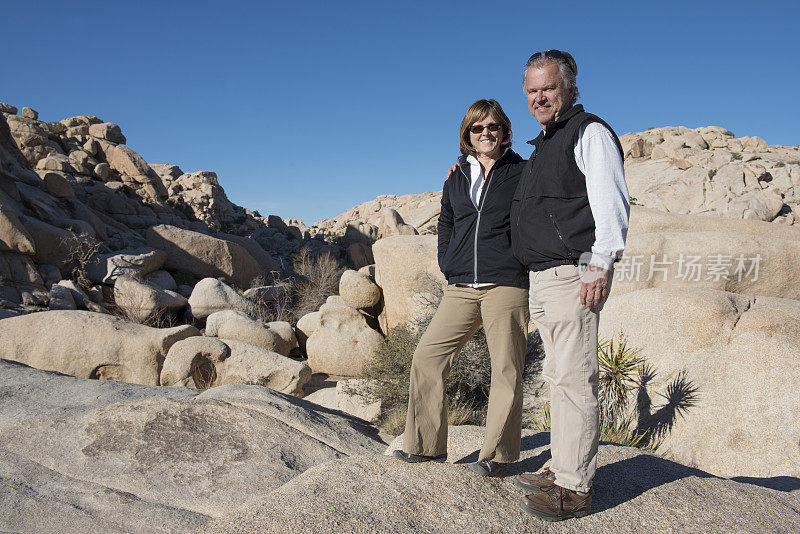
[580,265,611,309]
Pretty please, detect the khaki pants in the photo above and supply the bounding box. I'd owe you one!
[402,284,529,462]
[529,264,601,493]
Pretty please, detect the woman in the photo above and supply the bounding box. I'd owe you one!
[393,99,529,476]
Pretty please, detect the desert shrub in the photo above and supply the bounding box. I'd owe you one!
[708,169,717,179]
[774,161,786,168]
[348,312,539,434]
[245,248,344,325]
[731,152,742,160]
[60,232,102,292]
[598,333,644,424]
[292,248,343,318]
[723,130,735,137]
[246,273,294,324]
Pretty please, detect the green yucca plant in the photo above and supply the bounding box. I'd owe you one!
[598,331,645,424]
[527,331,650,450]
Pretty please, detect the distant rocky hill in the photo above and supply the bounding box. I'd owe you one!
[315,125,799,234]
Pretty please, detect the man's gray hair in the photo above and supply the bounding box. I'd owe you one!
[523,51,581,103]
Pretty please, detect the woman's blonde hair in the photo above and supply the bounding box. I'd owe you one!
[459,99,513,156]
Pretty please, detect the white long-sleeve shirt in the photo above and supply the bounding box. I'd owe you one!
[573,122,630,270]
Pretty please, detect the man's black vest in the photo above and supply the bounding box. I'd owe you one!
[510,104,623,271]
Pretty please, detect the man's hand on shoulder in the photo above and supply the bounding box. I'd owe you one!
[580,264,611,310]
[445,164,457,180]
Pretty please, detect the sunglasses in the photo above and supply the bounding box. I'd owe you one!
[528,49,577,75]
[470,123,502,134]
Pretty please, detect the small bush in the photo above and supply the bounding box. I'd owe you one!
[60,232,102,292]
[773,161,786,168]
[348,311,538,434]
[292,248,343,319]
[708,169,717,180]
[723,130,735,137]
[244,248,343,325]
[731,152,742,160]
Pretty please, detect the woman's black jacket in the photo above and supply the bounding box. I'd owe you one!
[437,149,529,289]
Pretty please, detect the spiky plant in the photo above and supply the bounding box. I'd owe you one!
[598,331,645,425]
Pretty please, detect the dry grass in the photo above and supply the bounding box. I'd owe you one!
[292,248,343,318]
[245,248,344,325]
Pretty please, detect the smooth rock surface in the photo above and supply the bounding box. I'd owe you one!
[0,359,385,533]
[188,278,253,319]
[339,269,381,309]
[373,235,446,331]
[205,309,285,355]
[600,287,800,478]
[0,310,199,385]
[208,425,800,533]
[306,296,384,376]
[147,225,261,289]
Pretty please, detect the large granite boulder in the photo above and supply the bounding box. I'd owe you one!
[113,275,188,322]
[146,225,261,288]
[0,203,35,254]
[611,227,800,300]
[0,359,385,533]
[372,235,446,332]
[206,425,800,533]
[205,309,292,356]
[339,268,381,309]
[160,337,310,395]
[599,287,800,478]
[188,277,253,319]
[305,296,383,377]
[0,310,199,385]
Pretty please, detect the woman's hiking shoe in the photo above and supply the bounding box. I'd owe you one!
[392,450,447,463]
[514,466,556,493]
[519,485,593,521]
[468,460,506,477]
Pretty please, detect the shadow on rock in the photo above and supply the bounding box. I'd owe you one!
[593,453,715,513]
[730,475,800,492]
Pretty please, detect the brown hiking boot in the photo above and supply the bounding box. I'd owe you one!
[519,485,593,521]
[513,467,556,493]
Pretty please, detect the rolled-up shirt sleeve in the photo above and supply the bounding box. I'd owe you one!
[574,121,630,271]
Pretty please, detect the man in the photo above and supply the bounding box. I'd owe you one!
[511,50,630,521]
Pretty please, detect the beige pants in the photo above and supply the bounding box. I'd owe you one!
[402,284,529,462]
[529,264,601,493]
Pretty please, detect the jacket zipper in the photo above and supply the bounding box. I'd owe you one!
[458,162,495,284]
[515,142,540,228]
[548,212,575,261]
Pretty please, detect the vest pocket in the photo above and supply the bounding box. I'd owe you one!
[547,210,575,261]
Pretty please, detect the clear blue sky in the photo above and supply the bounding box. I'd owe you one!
[4,1,798,224]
